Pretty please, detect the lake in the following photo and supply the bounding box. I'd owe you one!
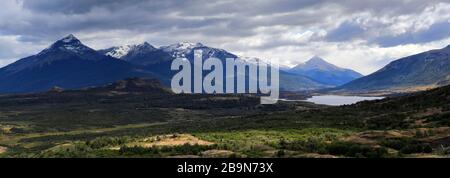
[305,95,384,106]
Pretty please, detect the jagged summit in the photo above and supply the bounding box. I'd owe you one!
[98,41,173,66]
[39,34,93,56]
[133,42,157,52]
[61,34,79,43]
[102,42,158,59]
[54,34,83,47]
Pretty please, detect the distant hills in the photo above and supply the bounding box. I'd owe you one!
[332,45,450,94]
[86,77,173,94]
[288,56,363,86]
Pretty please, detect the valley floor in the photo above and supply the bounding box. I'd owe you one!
[0,82,449,158]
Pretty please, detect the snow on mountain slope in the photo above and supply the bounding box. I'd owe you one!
[160,42,204,58]
[39,34,94,56]
[105,45,133,59]
[102,42,157,59]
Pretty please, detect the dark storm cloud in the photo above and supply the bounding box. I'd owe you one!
[22,0,301,16]
[0,0,448,65]
[326,21,365,42]
[22,0,166,14]
[0,0,446,46]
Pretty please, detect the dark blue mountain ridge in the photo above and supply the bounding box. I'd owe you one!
[332,45,450,94]
[0,34,331,94]
[288,56,363,86]
[0,34,157,93]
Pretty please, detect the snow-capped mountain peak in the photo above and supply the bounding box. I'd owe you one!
[105,45,132,59]
[61,34,78,43]
[103,42,157,59]
[161,42,204,58]
[38,34,92,56]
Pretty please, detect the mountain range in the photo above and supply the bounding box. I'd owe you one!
[99,40,331,91]
[0,34,447,95]
[0,35,332,93]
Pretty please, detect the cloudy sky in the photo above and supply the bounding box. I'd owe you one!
[1,0,450,74]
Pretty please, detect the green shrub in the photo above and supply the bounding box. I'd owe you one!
[278,139,327,153]
[119,144,216,156]
[380,138,433,154]
[276,150,285,157]
[86,137,129,149]
[325,142,388,158]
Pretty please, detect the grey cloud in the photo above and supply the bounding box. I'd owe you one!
[22,0,156,14]
[3,0,446,44]
[373,21,450,47]
[336,0,443,15]
[326,21,365,42]
[0,0,448,64]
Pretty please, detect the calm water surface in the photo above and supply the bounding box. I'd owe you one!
[305,95,384,106]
